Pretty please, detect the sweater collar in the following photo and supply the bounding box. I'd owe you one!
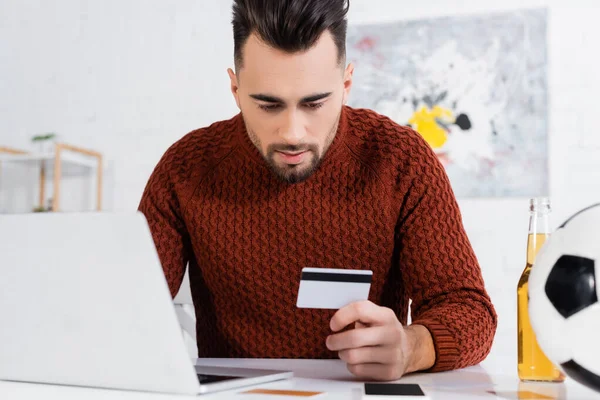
[233,105,350,170]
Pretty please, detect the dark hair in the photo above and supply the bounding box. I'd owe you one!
[232,0,350,70]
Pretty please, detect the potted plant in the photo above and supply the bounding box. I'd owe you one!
[32,198,53,213]
[32,132,57,154]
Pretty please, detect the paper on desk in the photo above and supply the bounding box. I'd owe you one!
[242,388,324,397]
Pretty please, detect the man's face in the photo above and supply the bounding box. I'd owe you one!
[228,31,353,183]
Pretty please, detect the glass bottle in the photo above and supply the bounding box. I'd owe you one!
[517,197,565,382]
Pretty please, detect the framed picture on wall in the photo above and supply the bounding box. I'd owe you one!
[347,8,548,198]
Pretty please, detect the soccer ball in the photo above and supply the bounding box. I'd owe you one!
[528,203,600,393]
[529,204,600,392]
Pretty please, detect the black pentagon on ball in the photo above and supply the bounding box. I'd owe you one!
[561,360,600,393]
[545,255,598,319]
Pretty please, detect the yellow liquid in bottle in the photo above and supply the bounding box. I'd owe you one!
[517,233,565,382]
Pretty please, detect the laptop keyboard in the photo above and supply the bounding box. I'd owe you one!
[197,374,240,384]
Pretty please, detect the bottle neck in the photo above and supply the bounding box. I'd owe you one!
[527,199,551,265]
[528,211,551,235]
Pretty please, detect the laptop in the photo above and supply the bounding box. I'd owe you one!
[0,212,292,395]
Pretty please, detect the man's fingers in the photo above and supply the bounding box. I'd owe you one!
[347,363,403,382]
[338,346,400,366]
[355,321,368,329]
[330,301,397,332]
[326,325,399,351]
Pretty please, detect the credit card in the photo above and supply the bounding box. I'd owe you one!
[296,268,372,309]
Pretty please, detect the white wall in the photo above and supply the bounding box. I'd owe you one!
[2,0,600,369]
[0,0,239,212]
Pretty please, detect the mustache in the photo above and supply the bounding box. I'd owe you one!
[267,143,318,153]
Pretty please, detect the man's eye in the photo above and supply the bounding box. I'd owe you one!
[259,104,281,112]
[304,102,324,110]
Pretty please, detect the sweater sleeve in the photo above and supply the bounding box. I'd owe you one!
[396,141,498,372]
[138,151,192,298]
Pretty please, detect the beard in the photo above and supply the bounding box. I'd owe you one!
[245,111,341,184]
[265,142,320,184]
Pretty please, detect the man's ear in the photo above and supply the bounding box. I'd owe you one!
[228,68,241,109]
[342,63,354,105]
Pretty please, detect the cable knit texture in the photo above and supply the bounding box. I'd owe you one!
[138,106,497,372]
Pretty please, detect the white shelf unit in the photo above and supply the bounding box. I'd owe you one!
[0,144,103,212]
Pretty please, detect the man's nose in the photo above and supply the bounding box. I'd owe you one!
[279,110,307,145]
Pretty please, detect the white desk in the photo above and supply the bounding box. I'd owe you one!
[0,358,597,399]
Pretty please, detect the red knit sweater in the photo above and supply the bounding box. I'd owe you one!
[138,106,497,372]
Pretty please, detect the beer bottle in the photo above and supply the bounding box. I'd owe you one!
[517,197,565,382]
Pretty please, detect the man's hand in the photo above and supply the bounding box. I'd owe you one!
[326,301,436,381]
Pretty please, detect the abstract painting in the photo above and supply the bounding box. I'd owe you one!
[347,9,548,197]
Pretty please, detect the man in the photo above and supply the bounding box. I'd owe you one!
[138,0,497,381]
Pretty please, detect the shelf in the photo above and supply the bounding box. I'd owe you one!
[0,152,97,178]
[0,143,103,211]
